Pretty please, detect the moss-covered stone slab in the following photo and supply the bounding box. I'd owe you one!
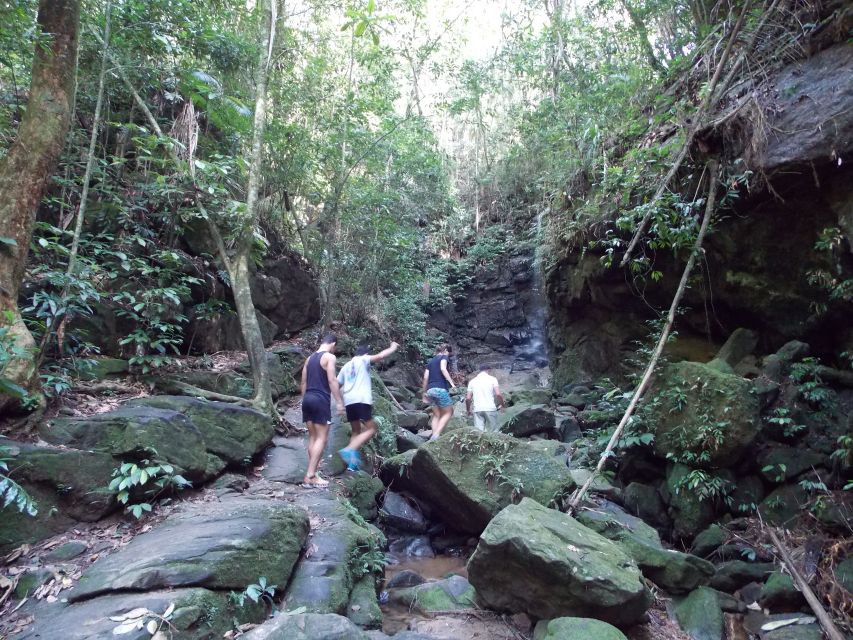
[467,498,651,626]
[757,445,825,483]
[283,493,383,616]
[649,361,760,468]
[708,561,776,592]
[126,395,273,466]
[347,575,383,629]
[242,613,370,640]
[340,472,384,521]
[759,571,807,610]
[40,406,210,480]
[387,575,476,614]
[389,428,574,534]
[691,524,727,558]
[533,617,628,640]
[577,500,714,594]
[69,497,309,602]
[19,587,264,640]
[758,484,809,527]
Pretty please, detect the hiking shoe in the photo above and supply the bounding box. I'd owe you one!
[338,448,356,466]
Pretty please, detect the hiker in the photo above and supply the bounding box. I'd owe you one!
[299,334,346,488]
[421,343,456,440]
[466,365,505,431]
[337,341,400,471]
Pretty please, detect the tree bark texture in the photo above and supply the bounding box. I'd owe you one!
[0,0,81,408]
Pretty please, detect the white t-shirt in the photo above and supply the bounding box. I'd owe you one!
[337,355,372,406]
[468,372,499,412]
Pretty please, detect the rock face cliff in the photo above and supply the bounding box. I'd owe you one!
[545,42,853,386]
[430,252,549,372]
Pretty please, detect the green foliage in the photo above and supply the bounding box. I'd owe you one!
[807,227,852,315]
[0,310,31,401]
[0,445,38,516]
[108,457,191,518]
[761,464,787,483]
[229,577,276,608]
[790,357,834,410]
[764,408,806,439]
[673,469,733,504]
[350,539,389,580]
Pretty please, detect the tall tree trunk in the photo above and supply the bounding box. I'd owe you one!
[0,0,80,410]
[213,0,282,416]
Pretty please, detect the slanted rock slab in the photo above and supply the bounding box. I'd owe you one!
[20,587,264,640]
[69,497,309,602]
[674,586,724,640]
[533,617,628,640]
[467,498,652,626]
[497,404,556,437]
[394,428,575,534]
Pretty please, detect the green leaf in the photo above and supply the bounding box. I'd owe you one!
[0,377,28,399]
[354,20,367,37]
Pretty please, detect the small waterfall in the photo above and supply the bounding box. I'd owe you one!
[513,209,550,376]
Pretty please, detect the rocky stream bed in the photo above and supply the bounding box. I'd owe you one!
[0,332,851,640]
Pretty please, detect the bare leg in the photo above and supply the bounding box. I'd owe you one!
[429,406,441,434]
[432,406,454,439]
[304,422,330,483]
[347,419,377,451]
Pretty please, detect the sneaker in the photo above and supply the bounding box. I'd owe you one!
[338,448,356,466]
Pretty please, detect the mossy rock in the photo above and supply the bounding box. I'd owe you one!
[674,587,724,640]
[708,561,776,592]
[506,387,553,406]
[395,428,576,534]
[759,571,807,610]
[388,575,476,614]
[576,500,714,594]
[666,464,717,541]
[533,617,628,640]
[649,361,760,468]
[339,472,384,521]
[146,370,255,399]
[76,357,129,380]
[757,445,825,483]
[758,484,809,527]
[497,404,556,437]
[346,575,382,629]
[242,613,370,640]
[691,524,727,558]
[467,498,651,626]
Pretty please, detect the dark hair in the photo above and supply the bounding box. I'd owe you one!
[355,344,371,356]
[321,333,337,345]
[435,343,450,355]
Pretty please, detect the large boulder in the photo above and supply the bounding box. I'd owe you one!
[0,443,117,552]
[380,491,428,533]
[674,587,724,640]
[467,498,652,626]
[648,361,760,468]
[186,309,278,353]
[387,575,476,614]
[388,428,575,534]
[666,464,718,540]
[533,618,628,640]
[576,500,714,594]
[69,497,309,602]
[126,396,273,466]
[497,404,556,437]
[40,407,210,480]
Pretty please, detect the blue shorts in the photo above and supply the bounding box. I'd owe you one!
[426,388,453,408]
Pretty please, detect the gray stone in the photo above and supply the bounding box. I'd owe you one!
[386,570,425,588]
[666,464,718,541]
[69,498,309,602]
[242,613,369,640]
[760,571,807,610]
[758,484,809,527]
[45,540,89,562]
[396,427,425,452]
[395,411,431,433]
[467,498,651,626]
[623,482,669,529]
[380,491,428,533]
[707,328,758,372]
[557,415,582,442]
[691,524,727,558]
[708,561,776,593]
[388,535,434,558]
[757,445,825,483]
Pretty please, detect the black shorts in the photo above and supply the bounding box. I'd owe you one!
[345,403,373,422]
[302,391,331,424]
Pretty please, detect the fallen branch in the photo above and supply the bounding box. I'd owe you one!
[74,381,140,395]
[568,159,720,513]
[375,374,406,411]
[619,1,750,268]
[149,380,254,407]
[767,527,846,640]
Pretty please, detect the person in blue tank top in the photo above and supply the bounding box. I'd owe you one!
[421,343,457,440]
[299,334,346,488]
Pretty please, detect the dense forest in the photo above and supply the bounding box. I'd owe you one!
[0,0,851,639]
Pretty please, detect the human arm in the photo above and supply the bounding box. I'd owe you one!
[439,357,455,389]
[324,353,345,413]
[369,341,399,364]
[465,388,473,415]
[421,369,429,402]
[494,383,505,411]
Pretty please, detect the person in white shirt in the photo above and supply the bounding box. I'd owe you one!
[336,341,399,470]
[465,365,505,432]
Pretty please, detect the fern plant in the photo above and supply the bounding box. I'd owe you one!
[0,445,38,516]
